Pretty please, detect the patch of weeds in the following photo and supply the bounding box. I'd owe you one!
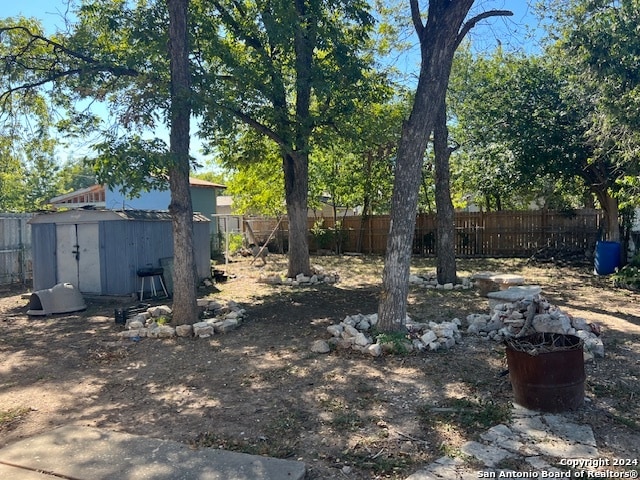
[495,457,535,471]
[331,410,365,431]
[156,316,170,326]
[589,379,639,401]
[87,346,130,364]
[266,409,308,438]
[375,331,412,355]
[609,413,640,431]
[352,382,382,409]
[0,406,31,432]
[253,366,291,383]
[418,397,511,436]
[192,410,307,459]
[320,398,366,431]
[354,381,377,396]
[438,442,462,458]
[341,447,423,477]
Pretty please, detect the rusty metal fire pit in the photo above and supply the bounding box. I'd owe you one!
[505,333,585,413]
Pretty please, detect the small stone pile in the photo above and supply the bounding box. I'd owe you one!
[311,313,463,357]
[118,299,246,340]
[259,271,339,287]
[465,294,604,360]
[409,273,472,290]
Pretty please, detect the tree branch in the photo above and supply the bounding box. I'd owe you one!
[220,104,293,156]
[1,25,121,67]
[210,0,266,55]
[410,0,425,41]
[455,10,513,49]
[0,25,138,105]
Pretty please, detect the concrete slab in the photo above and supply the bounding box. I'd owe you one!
[487,285,542,309]
[542,414,598,446]
[0,463,61,479]
[487,285,542,302]
[460,440,513,467]
[0,426,306,480]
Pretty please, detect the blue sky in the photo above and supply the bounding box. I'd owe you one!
[2,1,544,165]
[3,1,544,52]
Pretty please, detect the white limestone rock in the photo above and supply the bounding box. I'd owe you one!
[443,337,456,349]
[327,324,343,337]
[119,329,143,338]
[148,325,175,338]
[216,319,239,333]
[532,313,571,334]
[342,316,357,327]
[311,340,331,353]
[572,317,590,331]
[175,324,193,337]
[367,343,383,357]
[357,319,371,331]
[584,337,605,358]
[421,330,438,344]
[193,322,214,337]
[354,332,372,347]
[466,313,491,327]
[148,305,173,317]
[127,320,144,330]
[342,325,360,338]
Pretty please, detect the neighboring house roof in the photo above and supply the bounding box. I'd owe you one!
[188,178,226,189]
[216,195,233,208]
[49,184,106,208]
[49,178,225,208]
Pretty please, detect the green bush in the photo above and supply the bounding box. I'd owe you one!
[612,253,640,290]
[227,233,245,254]
[310,218,334,250]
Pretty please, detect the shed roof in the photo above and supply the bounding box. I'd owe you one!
[29,209,210,224]
[189,177,226,189]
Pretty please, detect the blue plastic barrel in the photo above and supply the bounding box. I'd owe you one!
[594,241,621,275]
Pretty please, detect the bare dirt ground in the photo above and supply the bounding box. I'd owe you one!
[1,255,639,479]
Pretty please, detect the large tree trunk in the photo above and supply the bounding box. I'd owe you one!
[434,100,457,285]
[594,188,620,242]
[377,0,475,332]
[277,0,314,278]
[167,0,198,325]
[378,111,434,331]
[377,2,511,332]
[284,151,311,277]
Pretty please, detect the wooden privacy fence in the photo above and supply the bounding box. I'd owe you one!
[244,209,604,257]
[0,213,33,285]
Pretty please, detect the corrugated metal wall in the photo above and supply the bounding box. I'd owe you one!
[0,214,34,285]
[99,220,175,295]
[31,223,56,291]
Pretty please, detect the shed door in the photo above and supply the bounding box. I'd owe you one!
[56,223,102,294]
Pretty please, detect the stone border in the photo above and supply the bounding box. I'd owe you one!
[117,300,246,340]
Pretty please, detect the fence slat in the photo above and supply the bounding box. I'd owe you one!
[243,209,603,257]
[0,213,34,285]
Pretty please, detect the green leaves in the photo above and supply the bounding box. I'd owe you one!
[91,134,172,197]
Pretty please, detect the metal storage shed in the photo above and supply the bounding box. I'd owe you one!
[29,209,210,296]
